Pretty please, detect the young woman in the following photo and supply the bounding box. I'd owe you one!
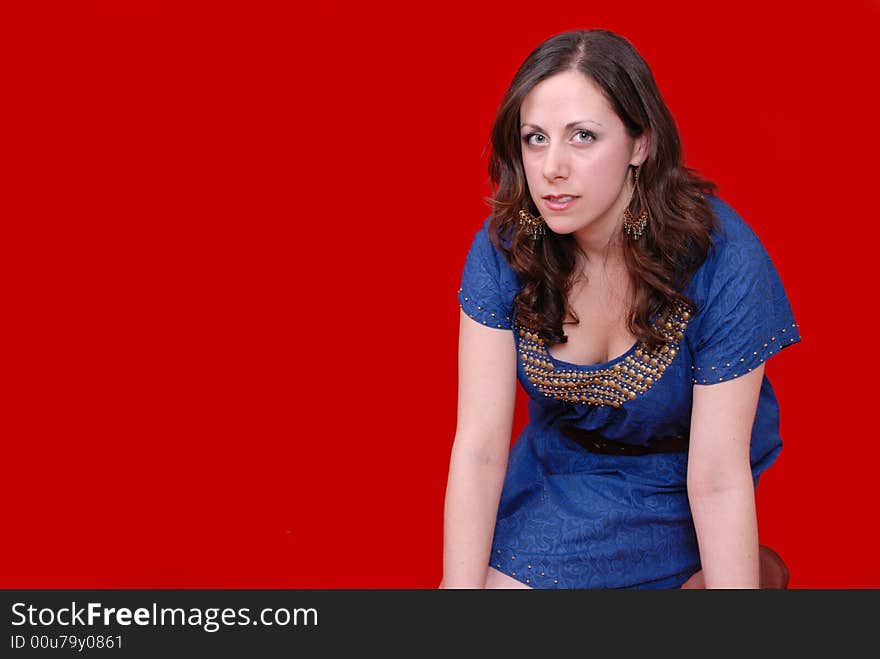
[442,29,801,589]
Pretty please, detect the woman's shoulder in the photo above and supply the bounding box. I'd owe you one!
[696,194,773,277]
[685,194,802,381]
[682,194,778,304]
[703,194,770,258]
[457,215,520,329]
[474,214,514,251]
[706,194,760,244]
[468,215,519,278]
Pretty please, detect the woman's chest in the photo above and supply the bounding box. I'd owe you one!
[514,296,697,415]
[548,284,638,367]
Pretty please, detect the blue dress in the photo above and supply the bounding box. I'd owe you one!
[456,195,802,589]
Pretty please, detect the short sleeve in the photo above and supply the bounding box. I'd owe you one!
[689,205,802,385]
[456,217,516,330]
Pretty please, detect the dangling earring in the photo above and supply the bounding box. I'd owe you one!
[623,165,648,239]
[519,208,546,237]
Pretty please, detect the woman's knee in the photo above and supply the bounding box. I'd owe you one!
[484,566,533,589]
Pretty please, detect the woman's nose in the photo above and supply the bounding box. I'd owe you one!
[542,144,568,180]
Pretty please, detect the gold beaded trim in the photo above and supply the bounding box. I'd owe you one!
[516,303,693,408]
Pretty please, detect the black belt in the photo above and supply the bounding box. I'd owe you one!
[559,422,689,456]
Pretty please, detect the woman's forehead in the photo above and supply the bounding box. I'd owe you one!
[520,71,616,125]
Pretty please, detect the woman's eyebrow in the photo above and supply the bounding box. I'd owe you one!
[520,119,603,131]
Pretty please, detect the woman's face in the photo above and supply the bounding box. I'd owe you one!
[519,69,647,242]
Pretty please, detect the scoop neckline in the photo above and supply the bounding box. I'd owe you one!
[515,308,663,371]
[545,338,642,370]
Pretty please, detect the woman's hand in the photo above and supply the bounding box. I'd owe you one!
[680,545,790,589]
[680,570,705,589]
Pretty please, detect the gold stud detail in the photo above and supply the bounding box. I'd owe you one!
[513,302,693,408]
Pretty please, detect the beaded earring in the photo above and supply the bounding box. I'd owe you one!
[518,208,546,237]
[623,165,649,239]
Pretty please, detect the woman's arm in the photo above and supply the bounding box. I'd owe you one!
[686,364,765,588]
[440,309,517,588]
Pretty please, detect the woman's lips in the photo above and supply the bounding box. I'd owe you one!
[543,195,579,211]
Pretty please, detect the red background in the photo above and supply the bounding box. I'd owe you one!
[2,1,877,588]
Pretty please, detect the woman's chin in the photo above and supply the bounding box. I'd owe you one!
[543,216,582,235]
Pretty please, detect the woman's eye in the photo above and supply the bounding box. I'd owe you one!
[522,131,594,145]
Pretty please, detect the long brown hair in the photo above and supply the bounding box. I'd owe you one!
[486,29,718,352]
